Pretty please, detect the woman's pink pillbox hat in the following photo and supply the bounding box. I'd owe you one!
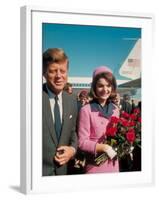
[93,66,112,79]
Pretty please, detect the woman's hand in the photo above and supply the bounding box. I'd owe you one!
[104,145,117,160]
[96,143,117,160]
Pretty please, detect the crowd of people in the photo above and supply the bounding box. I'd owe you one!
[42,48,141,176]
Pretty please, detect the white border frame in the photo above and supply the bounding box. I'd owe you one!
[20,6,154,194]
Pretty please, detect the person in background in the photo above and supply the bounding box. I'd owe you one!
[131,99,136,113]
[113,93,122,110]
[77,90,89,111]
[42,48,78,176]
[137,101,141,111]
[78,66,120,174]
[64,82,73,94]
[120,94,132,114]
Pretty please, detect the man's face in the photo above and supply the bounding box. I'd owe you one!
[68,86,73,94]
[44,61,68,94]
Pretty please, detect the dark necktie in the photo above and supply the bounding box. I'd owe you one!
[54,95,62,141]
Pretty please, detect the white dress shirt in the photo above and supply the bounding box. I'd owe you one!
[46,85,63,123]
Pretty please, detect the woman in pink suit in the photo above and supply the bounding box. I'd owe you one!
[78,66,119,174]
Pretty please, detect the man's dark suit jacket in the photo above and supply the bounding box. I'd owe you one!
[121,100,132,114]
[42,84,78,176]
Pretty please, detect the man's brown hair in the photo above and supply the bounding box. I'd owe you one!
[43,48,69,74]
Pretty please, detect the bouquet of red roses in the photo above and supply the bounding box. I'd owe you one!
[94,108,141,166]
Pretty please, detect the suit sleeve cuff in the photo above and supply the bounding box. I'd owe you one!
[70,146,76,157]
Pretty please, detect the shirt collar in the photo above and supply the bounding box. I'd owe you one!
[46,84,62,101]
[90,100,116,118]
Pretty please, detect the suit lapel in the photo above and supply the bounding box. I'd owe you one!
[59,92,70,144]
[46,104,58,145]
[43,85,58,145]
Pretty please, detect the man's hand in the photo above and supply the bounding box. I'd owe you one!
[54,146,75,166]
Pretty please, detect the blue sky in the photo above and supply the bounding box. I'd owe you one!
[42,23,141,80]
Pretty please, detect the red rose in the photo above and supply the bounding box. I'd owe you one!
[110,116,119,124]
[129,114,137,121]
[126,129,136,143]
[138,117,141,123]
[128,121,135,127]
[133,108,140,114]
[106,127,117,137]
[120,118,129,127]
[121,111,130,119]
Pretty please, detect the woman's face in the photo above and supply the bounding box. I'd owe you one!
[95,78,112,102]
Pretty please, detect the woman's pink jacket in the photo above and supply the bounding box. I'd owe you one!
[78,103,119,173]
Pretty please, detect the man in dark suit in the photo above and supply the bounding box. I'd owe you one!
[121,94,132,114]
[42,48,78,176]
